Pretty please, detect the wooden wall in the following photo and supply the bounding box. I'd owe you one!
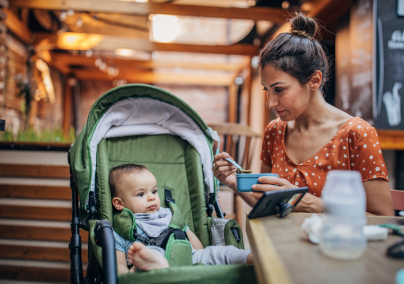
[0,34,64,135]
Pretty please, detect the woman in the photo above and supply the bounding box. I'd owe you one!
[213,13,394,216]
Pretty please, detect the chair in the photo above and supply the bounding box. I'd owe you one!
[208,123,261,227]
[391,189,404,211]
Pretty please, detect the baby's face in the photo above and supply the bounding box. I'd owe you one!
[116,170,161,214]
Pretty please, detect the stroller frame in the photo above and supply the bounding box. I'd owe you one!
[65,84,257,284]
[68,152,224,284]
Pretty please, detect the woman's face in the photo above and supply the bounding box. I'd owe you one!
[260,64,312,121]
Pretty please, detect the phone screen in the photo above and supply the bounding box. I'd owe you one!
[288,193,302,206]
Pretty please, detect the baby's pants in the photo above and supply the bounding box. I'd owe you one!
[148,245,251,265]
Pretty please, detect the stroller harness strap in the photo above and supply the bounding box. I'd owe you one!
[113,189,193,267]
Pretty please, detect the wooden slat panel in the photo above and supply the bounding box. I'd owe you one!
[0,244,88,262]
[0,265,85,282]
[0,184,71,200]
[0,164,70,178]
[0,224,88,241]
[0,205,71,221]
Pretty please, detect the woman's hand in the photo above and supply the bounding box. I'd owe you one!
[249,176,323,213]
[249,176,297,200]
[212,152,237,190]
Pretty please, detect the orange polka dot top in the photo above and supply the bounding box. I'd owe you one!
[260,117,388,197]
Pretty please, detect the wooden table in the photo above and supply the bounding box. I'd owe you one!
[246,213,404,284]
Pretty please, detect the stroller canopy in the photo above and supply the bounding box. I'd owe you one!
[70,84,218,213]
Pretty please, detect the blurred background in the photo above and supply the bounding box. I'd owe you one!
[0,0,404,281]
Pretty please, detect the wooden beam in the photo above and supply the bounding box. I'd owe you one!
[304,0,333,18]
[208,123,260,137]
[33,9,53,30]
[35,33,260,56]
[72,68,234,86]
[245,57,253,126]
[61,12,149,39]
[267,0,347,41]
[50,52,242,71]
[10,0,288,22]
[62,77,74,139]
[0,164,70,178]
[38,49,69,74]
[228,84,238,123]
[0,184,71,200]
[3,8,32,43]
[315,0,352,28]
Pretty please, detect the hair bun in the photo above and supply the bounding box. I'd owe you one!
[289,12,321,41]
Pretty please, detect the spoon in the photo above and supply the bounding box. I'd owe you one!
[225,158,252,174]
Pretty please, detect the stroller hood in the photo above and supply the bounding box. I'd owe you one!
[69,84,218,216]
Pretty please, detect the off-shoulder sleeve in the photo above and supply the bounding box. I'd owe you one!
[260,120,277,168]
[349,122,388,182]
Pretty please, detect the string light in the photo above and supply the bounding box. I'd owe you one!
[85,50,93,57]
[60,10,67,21]
[67,9,75,17]
[76,17,83,28]
[95,58,102,67]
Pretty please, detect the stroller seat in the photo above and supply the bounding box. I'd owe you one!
[68,84,257,284]
[101,134,209,244]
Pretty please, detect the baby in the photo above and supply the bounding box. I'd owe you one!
[110,163,253,274]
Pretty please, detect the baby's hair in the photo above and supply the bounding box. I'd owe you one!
[109,163,148,198]
[259,12,330,91]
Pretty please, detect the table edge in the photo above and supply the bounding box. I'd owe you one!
[246,216,292,284]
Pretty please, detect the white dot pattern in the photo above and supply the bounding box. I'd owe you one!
[259,118,388,199]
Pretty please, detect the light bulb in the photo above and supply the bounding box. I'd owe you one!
[76,17,83,28]
[60,11,67,21]
[67,9,75,17]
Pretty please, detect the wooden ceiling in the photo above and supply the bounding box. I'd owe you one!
[3,0,351,85]
[10,0,288,22]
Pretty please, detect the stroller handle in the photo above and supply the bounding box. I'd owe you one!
[95,220,117,284]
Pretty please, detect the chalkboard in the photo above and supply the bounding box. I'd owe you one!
[375,0,404,129]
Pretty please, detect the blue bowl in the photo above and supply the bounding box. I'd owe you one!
[236,173,279,192]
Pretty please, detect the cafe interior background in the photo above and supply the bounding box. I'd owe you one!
[0,0,403,281]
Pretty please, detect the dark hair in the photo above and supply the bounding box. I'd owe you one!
[109,163,148,198]
[259,12,329,91]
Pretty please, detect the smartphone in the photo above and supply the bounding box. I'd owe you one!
[248,187,309,219]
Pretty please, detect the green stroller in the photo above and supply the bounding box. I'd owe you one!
[68,84,257,284]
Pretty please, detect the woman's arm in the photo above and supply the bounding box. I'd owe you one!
[253,166,393,215]
[187,230,204,250]
[363,179,394,216]
[116,250,129,274]
[212,152,257,207]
